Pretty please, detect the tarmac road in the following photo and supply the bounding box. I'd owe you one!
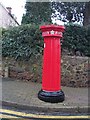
[1,105,90,119]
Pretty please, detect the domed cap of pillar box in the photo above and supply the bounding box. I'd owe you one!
[40,24,65,38]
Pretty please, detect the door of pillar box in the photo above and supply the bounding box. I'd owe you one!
[42,37,61,91]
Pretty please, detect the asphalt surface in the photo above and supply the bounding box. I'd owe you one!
[1,77,89,115]
[1,108,89,119]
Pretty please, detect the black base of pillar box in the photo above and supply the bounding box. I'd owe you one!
[38,90,65,103]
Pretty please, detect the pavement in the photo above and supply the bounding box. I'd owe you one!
[1,77,89,114]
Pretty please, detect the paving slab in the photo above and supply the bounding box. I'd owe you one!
[1,78,89,113]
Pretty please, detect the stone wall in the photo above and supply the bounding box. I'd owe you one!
[1,56,89,87]
[61,56,89,87]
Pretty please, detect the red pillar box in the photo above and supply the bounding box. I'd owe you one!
[38,25,65,103]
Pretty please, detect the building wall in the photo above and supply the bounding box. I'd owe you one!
[0,3,19,28]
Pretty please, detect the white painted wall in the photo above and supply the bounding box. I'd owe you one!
[0,3,19,28]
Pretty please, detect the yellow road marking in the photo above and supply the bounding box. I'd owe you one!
[0,114,19,118]
[0,109,90,119]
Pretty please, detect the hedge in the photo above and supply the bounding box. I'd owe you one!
[62,25,90,56]
[2,24,90,61]
[2,24,43,61]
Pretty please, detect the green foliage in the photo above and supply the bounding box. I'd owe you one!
[51,2,85,23]
[2,24,90,61]
[2,24,43,60]
[63,24,90,56]
[51,2,90,26]
[22,2,52,25]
